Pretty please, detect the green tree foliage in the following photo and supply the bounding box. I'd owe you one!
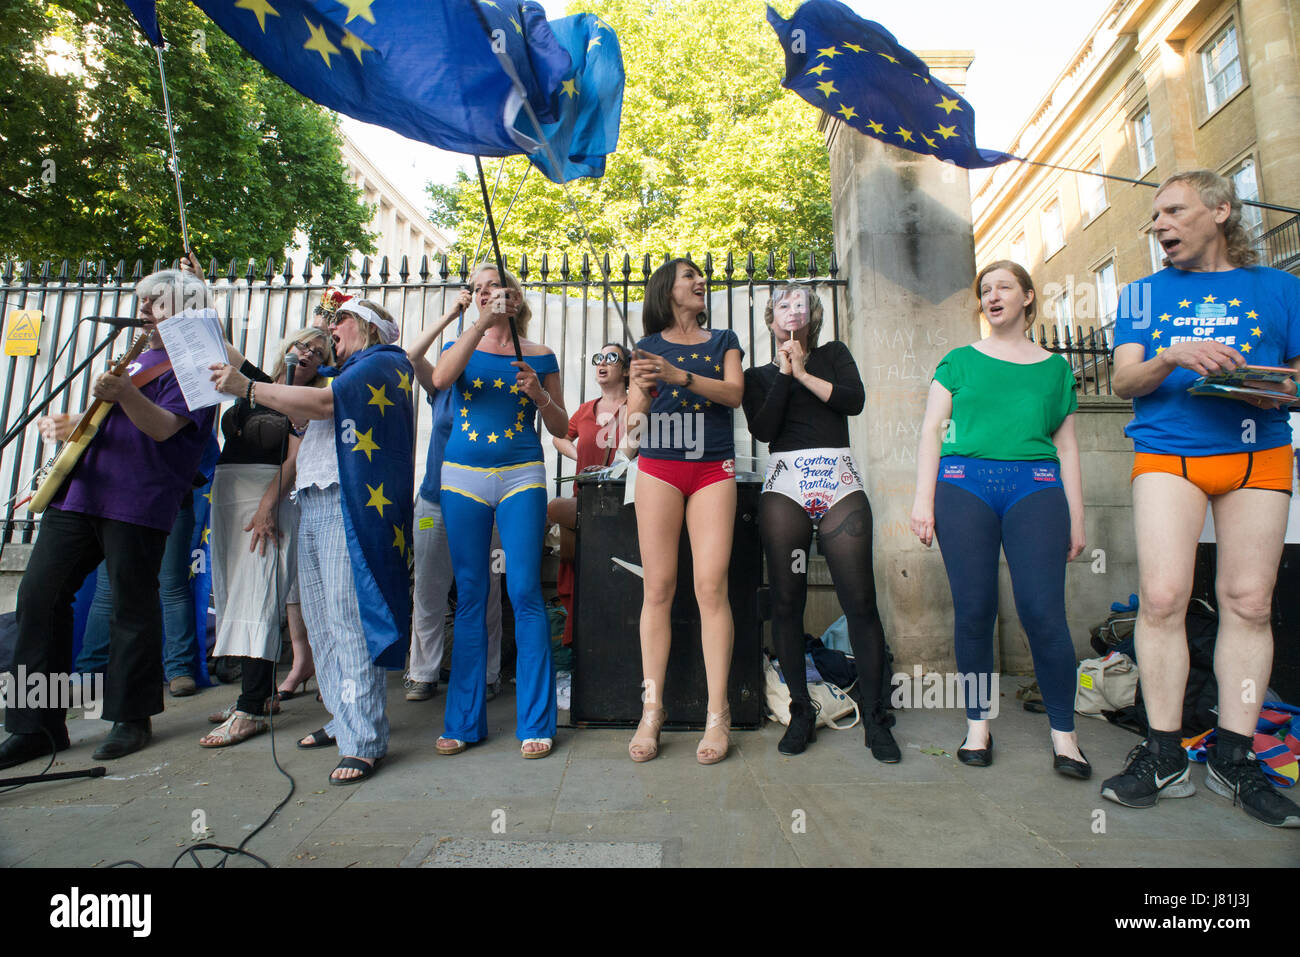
[426,0,832,275]
[0,0,375,265]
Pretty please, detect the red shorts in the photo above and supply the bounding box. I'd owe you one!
[637,456,735,497]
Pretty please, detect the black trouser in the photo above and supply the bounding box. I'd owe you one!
[5,506,168,734]
[236,657,275,715]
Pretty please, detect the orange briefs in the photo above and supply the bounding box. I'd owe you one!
[1131,444,1294,496]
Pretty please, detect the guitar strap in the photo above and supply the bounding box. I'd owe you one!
[129,359,173,390]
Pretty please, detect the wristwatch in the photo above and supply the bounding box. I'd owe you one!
[683,371,694,389]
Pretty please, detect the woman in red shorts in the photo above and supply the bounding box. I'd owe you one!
[626,258,744,765]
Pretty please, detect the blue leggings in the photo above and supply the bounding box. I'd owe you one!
[439,461,555,742]
[934,457,1076,732]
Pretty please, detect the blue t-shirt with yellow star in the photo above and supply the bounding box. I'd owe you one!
[635,328,744,461]
[1112,266,1300,455]
[441,344,560,468]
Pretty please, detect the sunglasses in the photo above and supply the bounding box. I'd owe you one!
[293,341,328,362]
[591,351,625,366]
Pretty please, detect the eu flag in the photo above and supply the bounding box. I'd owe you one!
[124,0,164,45]
[188,432,221,686]
[123,1,624,182]
[766,0,1011,169]
[325,344,416,668]
[514,13,624,183]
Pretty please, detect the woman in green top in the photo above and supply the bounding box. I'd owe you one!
[911,261,1089,779]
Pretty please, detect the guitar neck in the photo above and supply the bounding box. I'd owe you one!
[66,333,152,443]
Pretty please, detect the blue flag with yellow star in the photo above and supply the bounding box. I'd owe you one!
[123,1,623,182]
[188,432,221,686]
[325,344,416,668]
[509,12,624,182]
[766,0,1011,169]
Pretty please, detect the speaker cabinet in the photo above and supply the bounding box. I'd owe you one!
[1193,543,1299,704]
[571,475,765,729]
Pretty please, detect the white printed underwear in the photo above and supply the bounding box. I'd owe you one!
[762,447,864,522]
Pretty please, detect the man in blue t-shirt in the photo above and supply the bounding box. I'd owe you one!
[1106,169,1300,828]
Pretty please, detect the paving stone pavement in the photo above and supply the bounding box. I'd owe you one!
[1,674,1295,867]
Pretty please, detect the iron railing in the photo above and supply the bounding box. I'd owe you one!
[1033,321,1115,396]
[0,251,845,542]
[1261,214,1300,274]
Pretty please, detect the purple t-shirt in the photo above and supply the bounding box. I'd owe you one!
[52,348,215,531]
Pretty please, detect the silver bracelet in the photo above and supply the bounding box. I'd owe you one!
[538,390,554,410]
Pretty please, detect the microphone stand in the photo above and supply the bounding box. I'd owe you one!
[0,327,123,453]
[0,766,107,788]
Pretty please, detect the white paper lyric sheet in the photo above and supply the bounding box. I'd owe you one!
[155,308,230,411]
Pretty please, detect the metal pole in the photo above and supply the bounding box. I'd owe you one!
[154,45,192,254]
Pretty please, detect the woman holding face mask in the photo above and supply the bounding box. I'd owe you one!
[742,284,898,761]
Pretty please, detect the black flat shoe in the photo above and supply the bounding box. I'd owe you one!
[1052,747,1092,780]
[92,719,152,761]
[0,728,70,770]
[778,699,819,755]
[957,732,993,767]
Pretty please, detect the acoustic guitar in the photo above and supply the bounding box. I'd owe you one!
[28,333,154,514]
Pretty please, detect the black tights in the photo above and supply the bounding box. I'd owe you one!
[761,490,889,712]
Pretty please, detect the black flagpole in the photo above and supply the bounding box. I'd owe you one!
[474,155,524,363]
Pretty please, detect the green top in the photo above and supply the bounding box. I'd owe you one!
[933,345,1077,462]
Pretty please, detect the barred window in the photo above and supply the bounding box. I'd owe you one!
[1202,22,1243,113]
[1134,108,1155,174]
[1079,155,1107,222]
[1041,199,1064,259]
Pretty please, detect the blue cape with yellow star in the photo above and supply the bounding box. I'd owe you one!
[324,344,416,668]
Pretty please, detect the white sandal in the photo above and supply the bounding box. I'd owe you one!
[199,710,268,748]
[521,737,553,759]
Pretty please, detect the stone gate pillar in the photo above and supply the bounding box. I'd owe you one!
[823,52,981,672]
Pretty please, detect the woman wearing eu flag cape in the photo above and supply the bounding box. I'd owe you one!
[431,264,568,759]
[210,298,415,785]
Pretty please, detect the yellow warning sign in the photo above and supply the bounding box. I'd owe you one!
[4,310,41,357]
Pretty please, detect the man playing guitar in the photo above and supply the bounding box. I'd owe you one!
[0,263,217,768]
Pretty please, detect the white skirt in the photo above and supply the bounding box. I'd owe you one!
[211,463,300,660]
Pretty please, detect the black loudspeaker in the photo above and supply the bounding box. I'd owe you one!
[1193,543,1300,704]
[571,474,765,729]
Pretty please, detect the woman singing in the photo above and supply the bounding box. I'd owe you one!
[626,258,744,765]
[911,261,1088,778]
[199,326,331,747]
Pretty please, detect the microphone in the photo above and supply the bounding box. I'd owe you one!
[80,315,148,329]
[284,351,299,386]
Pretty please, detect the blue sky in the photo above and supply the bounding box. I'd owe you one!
[339,0,1113,232]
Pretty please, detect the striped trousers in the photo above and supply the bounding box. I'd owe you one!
[296,484,389,759]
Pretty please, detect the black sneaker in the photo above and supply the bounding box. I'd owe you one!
[1100,739,1195,808]
[1206,748,1300,828]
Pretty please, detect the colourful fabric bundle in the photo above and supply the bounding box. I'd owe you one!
[1180,703,1300,787]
